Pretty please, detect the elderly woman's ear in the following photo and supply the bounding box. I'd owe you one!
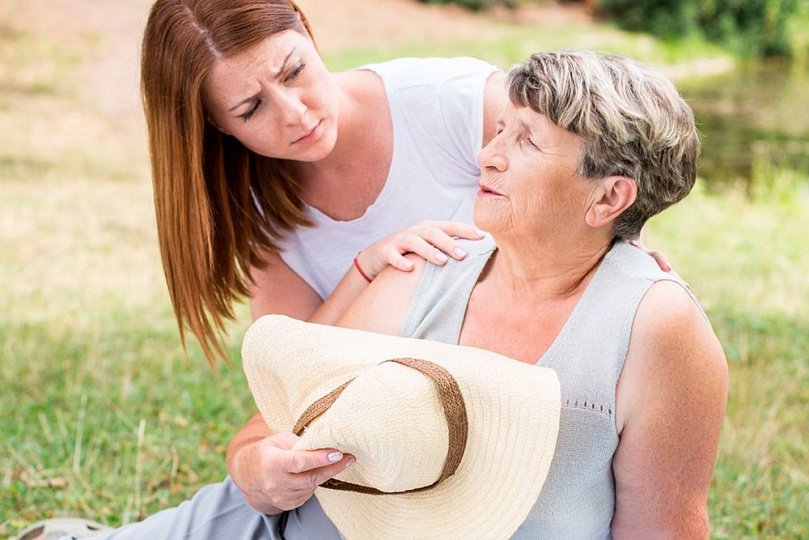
[585,176,638,229]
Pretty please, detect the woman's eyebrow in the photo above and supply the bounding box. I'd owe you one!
[272,48,297,78]
[229,93,260,112]
[227,48,297,112]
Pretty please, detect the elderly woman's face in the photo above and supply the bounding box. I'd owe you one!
[475,103,593,238]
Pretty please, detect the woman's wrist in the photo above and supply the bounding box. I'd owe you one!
[227,413,270,482]
[228,437,284,515]
[353,253,374,283]
[227,434,258,484]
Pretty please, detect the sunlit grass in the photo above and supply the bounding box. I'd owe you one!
[0,174,254,531]
[0,27,82,96]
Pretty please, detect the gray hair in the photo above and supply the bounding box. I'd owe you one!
[507,50,700,240]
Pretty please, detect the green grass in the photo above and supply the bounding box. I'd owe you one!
[1,4,808,539]
[648,175,809,538]
[0,176,255,530]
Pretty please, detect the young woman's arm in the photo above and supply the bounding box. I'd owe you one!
[227,223,479,514]
[247,251,323,321]
[249,219,484,326]
[227,254,350,514]
[611,281,728,538]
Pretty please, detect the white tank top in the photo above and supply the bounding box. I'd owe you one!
[276,57,498,299]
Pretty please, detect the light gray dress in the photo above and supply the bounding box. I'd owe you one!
[400,236,696,539]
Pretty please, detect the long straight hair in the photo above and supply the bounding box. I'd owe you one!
[141,0,315,365]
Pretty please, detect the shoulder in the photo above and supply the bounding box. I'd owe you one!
[617,279,728,430]
[336,236,496,336]
[457,234,497,259]
[606,241,674,282]
[611,279,728,535]
[635,280,717,352]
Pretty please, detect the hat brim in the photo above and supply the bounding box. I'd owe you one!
[242,315,561,540]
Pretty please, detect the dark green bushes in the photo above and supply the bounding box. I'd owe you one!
[597,0,803,57]
[420,0,805,58]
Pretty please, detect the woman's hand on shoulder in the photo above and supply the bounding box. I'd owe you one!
[629,237,673,273]
[356,220,484,281]
[228,414,354,514]
[629,227,674,273]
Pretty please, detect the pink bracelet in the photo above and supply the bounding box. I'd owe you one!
[353,255,373,283]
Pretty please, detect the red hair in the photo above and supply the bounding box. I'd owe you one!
[141,0,315,365]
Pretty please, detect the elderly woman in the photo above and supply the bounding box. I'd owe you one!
[334,50,728,538]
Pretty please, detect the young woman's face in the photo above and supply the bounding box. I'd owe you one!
[205,30,339,162]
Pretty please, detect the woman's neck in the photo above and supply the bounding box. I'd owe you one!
[459,232,614,364]
[485,234,612,305]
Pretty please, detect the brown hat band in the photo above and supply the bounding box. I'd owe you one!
[292,357,469,495]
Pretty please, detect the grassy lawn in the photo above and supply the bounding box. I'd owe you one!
[1,3,807,538]
[650,176,809,538]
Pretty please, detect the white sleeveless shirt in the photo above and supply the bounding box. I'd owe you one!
[276,57,498,299]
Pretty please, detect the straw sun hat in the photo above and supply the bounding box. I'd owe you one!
[242,315,561,540]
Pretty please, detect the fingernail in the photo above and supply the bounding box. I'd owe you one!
[435,252,448,263]
[476,229,486,237]
[403,260,414,270]
[347,458,356,467]
[453,247,467,258]
[327,451,343,463]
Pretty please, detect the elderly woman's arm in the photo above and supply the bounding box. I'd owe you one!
[612,280,728,538]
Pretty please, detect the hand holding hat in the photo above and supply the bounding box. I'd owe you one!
[242,315,561,540]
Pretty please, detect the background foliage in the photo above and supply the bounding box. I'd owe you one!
[422,0,809,58]
[597,0,804,57]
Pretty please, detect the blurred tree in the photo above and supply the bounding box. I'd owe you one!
[597,0,803,57]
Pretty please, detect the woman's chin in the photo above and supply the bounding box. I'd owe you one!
[295,128,338,162]
[472,205,503,235]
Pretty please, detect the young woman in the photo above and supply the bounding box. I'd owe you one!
[140,0,505,522]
